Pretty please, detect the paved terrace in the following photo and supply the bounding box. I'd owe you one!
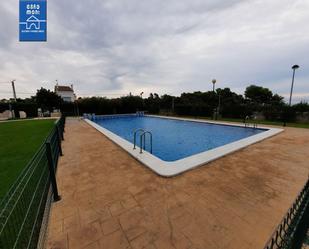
[46,118,309,249]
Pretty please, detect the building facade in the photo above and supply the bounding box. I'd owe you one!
[54,84,76,102]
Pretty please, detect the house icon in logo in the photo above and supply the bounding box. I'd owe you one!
[26,15,41,30]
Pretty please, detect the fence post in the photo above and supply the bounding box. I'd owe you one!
[45,142,61,202]
[59,119,64,141]
[56,125,63,156]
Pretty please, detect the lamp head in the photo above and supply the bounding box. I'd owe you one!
[212,79,216,84]
[292,65,299,70]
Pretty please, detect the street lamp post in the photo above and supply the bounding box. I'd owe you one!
[212,79,216,92]
[289,65,299,106]
[211,79,218,119]
[140,92,144,112]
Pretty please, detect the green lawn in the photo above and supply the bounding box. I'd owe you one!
[0,119,55,198]
[161,114,309,129]
[212,117,309,129]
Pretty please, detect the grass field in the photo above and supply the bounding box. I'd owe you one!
[214,117,309,129]
[0,119,55,198]
[161,114,309,129]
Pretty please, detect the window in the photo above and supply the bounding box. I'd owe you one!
[62,97,72,102]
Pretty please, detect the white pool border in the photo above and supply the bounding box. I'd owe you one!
[85,115,283,177]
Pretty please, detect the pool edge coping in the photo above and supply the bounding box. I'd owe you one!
[84,115,283,177]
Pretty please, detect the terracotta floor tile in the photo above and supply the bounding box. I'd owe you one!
[46,233,68,249]
[46,119,309,249]
[78,208,101,225]
[63,214,80,232]
[119,207,150,241]
[48,219,64,237]
[109,201,126,216]
[129,232,155,249]
[172,231,193,249]
[142,245,157,249]
[68,220,103,249]
[101,217,120,235]
[99,230,131,249]
[60,205,79,219]
[83,241,100,249]
[121,196,138,210]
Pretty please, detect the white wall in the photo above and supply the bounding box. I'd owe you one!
[56,91,75,102]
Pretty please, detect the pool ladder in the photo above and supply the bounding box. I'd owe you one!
[244,116,258,128]
[133,128,153,154]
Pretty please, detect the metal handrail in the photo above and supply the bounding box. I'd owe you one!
[133,128,145,149]
[244,115,258,128]
[244,116,249,127]
[140,131,152,154]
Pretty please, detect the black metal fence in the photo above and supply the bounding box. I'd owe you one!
[0,116,65,249]
[264,176,309,249]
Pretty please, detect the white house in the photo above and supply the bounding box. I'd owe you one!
[55,84,76,102]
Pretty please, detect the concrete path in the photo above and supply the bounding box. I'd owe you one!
[46,118,309,249]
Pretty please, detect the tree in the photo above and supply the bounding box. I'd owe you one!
[293,102,309,112]
[216,88,245,118]
[35,87,62,111]
[272,94,284,104]
[245,85,273,104]
[144,93,160,113]
[244,85,285,120]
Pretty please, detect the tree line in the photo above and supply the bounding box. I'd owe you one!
[0,85,309,122]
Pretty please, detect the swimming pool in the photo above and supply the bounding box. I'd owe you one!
[85,114,283,176]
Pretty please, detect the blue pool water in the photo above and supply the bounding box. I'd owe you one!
[94,116,265,161]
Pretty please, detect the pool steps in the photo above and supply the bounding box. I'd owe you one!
[133,128,145,150]
[244,115,258,128]
[133,128,153,154]
[140,131,153,154]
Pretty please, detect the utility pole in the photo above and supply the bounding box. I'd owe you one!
[11,80,17,101]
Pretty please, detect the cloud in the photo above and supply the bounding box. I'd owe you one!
[0,0,308,103]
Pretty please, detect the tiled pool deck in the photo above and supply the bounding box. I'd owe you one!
[46,118,309,249]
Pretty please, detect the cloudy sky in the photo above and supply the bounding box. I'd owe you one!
[0,0,308,103]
